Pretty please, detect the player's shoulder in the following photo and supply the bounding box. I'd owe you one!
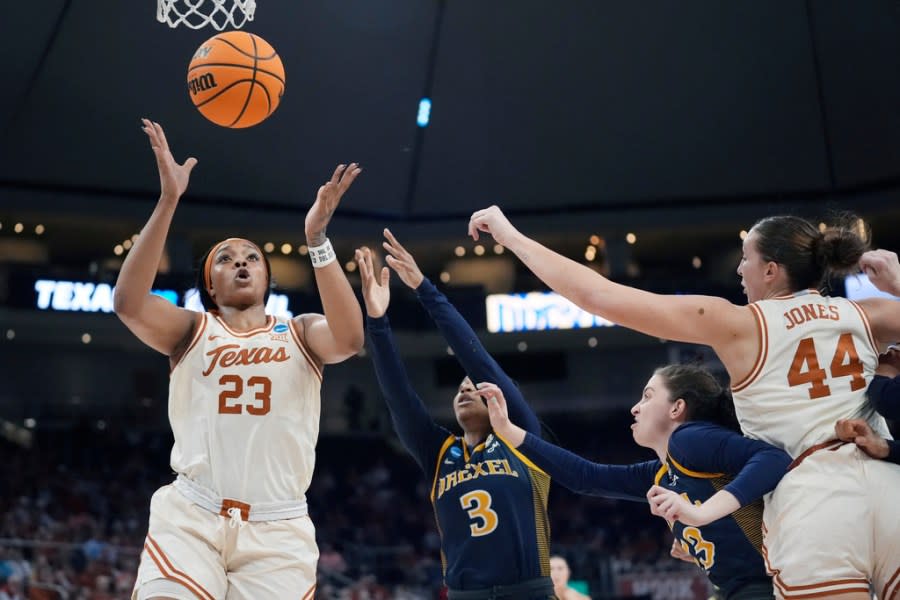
[668,422,736,466]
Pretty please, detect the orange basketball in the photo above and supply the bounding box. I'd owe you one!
[187,31,285,128]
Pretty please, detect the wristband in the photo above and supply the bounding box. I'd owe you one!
[309,238,337,268]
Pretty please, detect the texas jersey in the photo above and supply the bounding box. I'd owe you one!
[430,431,551,590]
[168,313,322,503]
[732,291,891,458]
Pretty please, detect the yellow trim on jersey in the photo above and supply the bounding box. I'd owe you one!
[493,430,548,476]
[430,435,457,503]
[654,464,668,486]
[667,454,723,479]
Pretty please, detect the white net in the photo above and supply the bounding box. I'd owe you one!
[157,0,257,30]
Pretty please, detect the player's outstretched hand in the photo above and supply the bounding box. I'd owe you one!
[468,206,519,246]
[479,382,527,447]
[142,119,197,202]
[670,538,696,564]
[356,247,390,319]
[835,418,890,459]
[859,249,900,296]
[306,163,362,246]
[647,485,704,526]
[382,229,424,290]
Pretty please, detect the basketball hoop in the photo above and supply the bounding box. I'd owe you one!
[157,0,256,30]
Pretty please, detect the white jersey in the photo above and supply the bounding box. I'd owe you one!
[168,313,322,504]
[731,290,891,458]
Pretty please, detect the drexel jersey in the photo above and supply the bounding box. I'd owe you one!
[656,457,769,597]
[732,291,890,458]
[430,431,551,590]
[168,313,322,503]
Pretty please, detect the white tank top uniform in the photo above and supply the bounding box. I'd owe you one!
[133,313,322,600]
[732,291,899,600]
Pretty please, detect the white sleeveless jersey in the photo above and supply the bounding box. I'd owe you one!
[731,290,891,458]
[168,313,322,503]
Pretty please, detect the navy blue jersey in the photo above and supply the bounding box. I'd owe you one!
[431,432,550,588]
[519,422,790,597]
[367,278,549,590]
[868,374,900,464]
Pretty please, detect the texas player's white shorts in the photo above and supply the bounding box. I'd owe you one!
[132,484,318,600]
[761,443,900,600]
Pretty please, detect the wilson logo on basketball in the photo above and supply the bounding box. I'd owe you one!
[192,45,212,60]
[188,73,218,96]
[203,344,289,376]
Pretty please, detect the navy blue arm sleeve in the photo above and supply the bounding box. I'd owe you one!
[367,314,450,472]
[517,432,659,501]
[416,278,542,435]
[889,440,900,465]
[667,422,792,506]
[868,375,900,420]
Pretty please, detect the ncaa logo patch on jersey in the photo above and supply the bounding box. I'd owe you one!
[270,322,290,342]
[449,446,463,459]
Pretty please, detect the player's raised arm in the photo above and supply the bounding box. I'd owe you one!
[113,119,198,357]
[467,206,755,368]
[295,164,365,364]
[382,228,541,435]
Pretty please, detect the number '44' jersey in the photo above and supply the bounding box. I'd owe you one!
[430,431,551,590]
[732,290,891,458]
[168,313,322,503]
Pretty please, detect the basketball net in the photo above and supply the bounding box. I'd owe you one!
[157,0,256,30]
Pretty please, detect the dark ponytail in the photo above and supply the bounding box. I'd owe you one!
[654,364,740,432]
[751,214,869,292]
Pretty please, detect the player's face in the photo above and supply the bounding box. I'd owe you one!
[737,230,768,303]
[630,374,675,448]
[208,241,268,307]
[453,377,488,427]
[549,557,570,586]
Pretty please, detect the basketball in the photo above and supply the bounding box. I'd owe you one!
[187,31,285,128]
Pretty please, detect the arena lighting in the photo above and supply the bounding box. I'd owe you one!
[34,279,293,317]
[416,97,432,127]
[486,292,617,333]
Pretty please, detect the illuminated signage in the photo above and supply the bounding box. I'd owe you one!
[34,280,293,318]
[844,273,900,302]
[486,292,616,333]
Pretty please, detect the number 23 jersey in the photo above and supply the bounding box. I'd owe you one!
[430,431,551,590]
[168,313,322,503]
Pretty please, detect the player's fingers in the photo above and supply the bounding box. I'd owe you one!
[383,229,411,259]
[152,121,170,151]
[339,163,361,191]
[380,266,390,287]
[329,164,347,186]
[468,217,479,241]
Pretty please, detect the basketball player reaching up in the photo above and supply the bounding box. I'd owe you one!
[481,364,790,600]
[357,232,556,600]
[468,206,900,600]
[115,119,364,600]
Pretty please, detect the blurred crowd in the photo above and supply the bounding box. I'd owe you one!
[1,411,694,600]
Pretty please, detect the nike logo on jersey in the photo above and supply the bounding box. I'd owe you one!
[444,458,455,465]
[208,334,224,341]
